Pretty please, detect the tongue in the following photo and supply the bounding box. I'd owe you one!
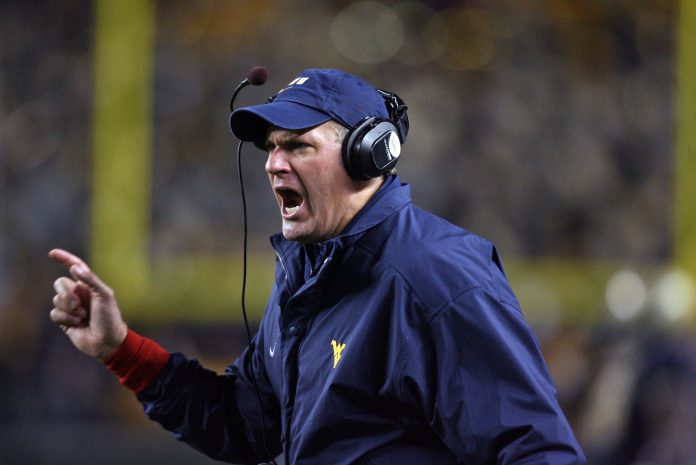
[282,190,303,215]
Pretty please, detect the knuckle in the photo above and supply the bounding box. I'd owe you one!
[49,308,63,323]
[53,280,62,294]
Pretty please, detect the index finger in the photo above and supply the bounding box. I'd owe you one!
[48,248,91,272]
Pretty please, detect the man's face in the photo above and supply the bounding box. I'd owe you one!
[264,121,381,243]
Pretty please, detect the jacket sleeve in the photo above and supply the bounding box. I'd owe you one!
[134,336,282,464]
[398,286,586,465]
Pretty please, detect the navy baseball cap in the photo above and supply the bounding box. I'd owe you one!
[229,68,389,144]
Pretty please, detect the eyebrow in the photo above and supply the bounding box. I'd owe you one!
[266,129,310,148]
[268,133,298,146]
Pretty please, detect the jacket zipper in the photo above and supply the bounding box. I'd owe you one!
[273,247,291,287]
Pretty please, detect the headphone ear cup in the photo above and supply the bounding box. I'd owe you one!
[342,117,375,180]
[342,118,402,180]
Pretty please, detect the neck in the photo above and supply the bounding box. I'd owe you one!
[334,176,385,236]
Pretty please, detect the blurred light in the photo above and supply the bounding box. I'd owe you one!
[162,1,215,45]
[605,268,646,322]
[654,270,696,322]
[330,1,404,64]
[438,7,511,71]
[392,2,447,65]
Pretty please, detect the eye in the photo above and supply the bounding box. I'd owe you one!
[288,141,311,152]
[265,136,312,153]
[263,141,276,152]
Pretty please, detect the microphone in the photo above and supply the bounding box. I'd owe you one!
[230,65,279,465]
[229,65,268,111]
[246,65,268,86]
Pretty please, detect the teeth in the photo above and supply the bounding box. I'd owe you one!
[285,205,300,215]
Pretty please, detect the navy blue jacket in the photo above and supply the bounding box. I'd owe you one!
[138,176,585,465]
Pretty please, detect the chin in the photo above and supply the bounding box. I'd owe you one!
[282,223,309,242]
[282,222,324,243]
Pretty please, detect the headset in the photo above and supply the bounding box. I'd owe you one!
[341,89,410,180]
[265,88,410,181]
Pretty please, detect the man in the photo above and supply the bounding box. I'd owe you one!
[50,68,585,464]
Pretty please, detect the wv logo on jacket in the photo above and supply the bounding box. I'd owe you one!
[331,339,346,368]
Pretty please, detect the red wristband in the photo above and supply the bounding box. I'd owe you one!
[102,329,170,394]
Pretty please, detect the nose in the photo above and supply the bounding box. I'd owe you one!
[265,147,291,175]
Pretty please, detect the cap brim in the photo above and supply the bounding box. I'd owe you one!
[230,101,331,143]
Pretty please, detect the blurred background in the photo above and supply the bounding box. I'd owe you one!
[1,0,695,464]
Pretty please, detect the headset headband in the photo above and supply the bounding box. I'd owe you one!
[376,89,409,143]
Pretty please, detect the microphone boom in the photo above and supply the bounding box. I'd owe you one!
[229,65,268,112]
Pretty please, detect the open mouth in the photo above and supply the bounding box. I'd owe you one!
[277,187,304,216]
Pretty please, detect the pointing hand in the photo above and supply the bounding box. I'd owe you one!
[48,249,128,360]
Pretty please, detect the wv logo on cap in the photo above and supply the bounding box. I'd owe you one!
[288,76,309,86]
[277,76,309,95]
